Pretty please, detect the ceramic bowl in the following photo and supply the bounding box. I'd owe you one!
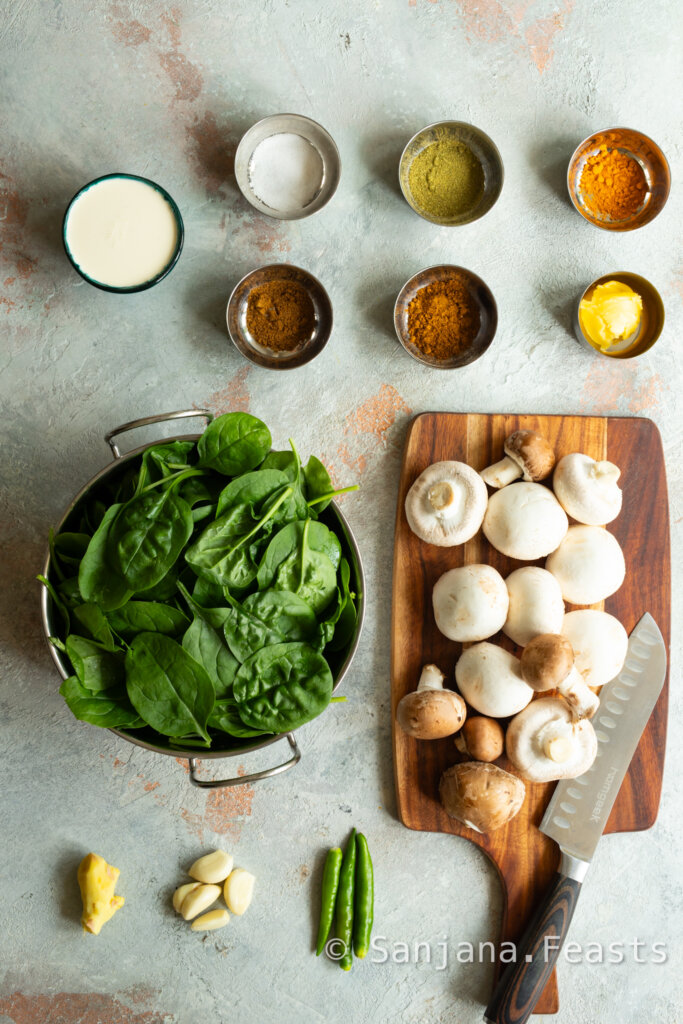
[398,120,503,226]
[227,263,333,369]
[574,272,665,359]
[394,264,497,368]
[567,127,670,231]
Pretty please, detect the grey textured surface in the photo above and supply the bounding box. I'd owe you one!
[1,1,682,1022]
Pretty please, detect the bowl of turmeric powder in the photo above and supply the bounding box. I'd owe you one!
[567,127,670,231]
[227,263,333,369]
[394,265,497,369]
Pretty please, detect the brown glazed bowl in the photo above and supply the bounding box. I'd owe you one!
[567,127,670,231]
[394,264,497,369]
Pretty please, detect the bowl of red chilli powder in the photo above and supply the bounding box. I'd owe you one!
[567,127,670,231]
[227,263,333,369]
[394,265,497,369]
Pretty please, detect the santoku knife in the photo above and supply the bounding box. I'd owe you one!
[485,612,667,1024]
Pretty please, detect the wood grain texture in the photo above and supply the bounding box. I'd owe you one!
[390,413,670,1016]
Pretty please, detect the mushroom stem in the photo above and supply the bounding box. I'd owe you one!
[539,719,574,762]
[417,664,445,692]
[427,480,457,513]
[480,455,521,489]
[557,667,600,720]
[592,460,621,484]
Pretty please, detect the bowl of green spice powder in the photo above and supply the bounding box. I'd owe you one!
[399,121,503,226]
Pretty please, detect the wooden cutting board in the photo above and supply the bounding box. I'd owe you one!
[391,413,670,1015]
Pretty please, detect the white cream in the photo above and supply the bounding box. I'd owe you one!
[248,133,324,213]
[65,177,179,288]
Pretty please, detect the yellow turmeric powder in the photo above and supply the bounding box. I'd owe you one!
[579,145,648,221]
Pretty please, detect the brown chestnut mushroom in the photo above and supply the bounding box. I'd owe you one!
[455,717,505,762]
[396,664,467,740]
[439,762,525,833]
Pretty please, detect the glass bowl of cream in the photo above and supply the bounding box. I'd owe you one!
[574,272,665,359]
[63,173,184,292]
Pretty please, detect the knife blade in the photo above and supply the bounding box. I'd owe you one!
[484,613,667,1024]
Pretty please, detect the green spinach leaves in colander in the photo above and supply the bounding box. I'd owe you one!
[40,412,360,748]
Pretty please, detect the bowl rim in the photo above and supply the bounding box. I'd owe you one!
[398,119,504,226]
[40,432,365,759]
[393,263,498,369]
[573,269,665,359]
[226,261,333,370]
[566,125,671,231]
[62,172,184,293]
[234,112,341,221]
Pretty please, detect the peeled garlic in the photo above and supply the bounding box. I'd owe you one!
[172,882,201,914]
[188,849,234,885]
[191,908,231,932]
[180,883,221,921]
[224,868,255,916]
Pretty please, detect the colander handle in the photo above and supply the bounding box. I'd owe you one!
[104,409,213,458]
[187,734,301,789]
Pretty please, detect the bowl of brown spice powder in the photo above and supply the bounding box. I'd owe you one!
[394,265,497,369]
[227,263,333,369]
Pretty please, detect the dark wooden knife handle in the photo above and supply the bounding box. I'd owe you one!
[484,872,581,1024]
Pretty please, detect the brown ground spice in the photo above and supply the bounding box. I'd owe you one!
[246,279,316,352]
[579,146,648,220]
[407,276,480,359]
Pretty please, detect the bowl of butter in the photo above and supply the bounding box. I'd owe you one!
[574,272,664,359]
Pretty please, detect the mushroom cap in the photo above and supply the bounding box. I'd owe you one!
[405,461,488,547]
[455,642,534,718]
[521,633,574,692]
[504,430,556,482]
[483,482,568,560]
[503,566,565,647]
[562,609,629,688]
[553,453,623,526]
[396,689,467,739]
[545,526,625,605]
[433,564,509,643]
[506,697,598,782]
[455,717,505,762]
[439,761,526,832]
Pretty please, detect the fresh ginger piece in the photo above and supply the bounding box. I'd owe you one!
[77,852,124,935]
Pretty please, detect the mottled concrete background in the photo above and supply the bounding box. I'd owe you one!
[1,1,681,1022]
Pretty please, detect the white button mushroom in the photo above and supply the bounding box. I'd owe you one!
[520,633,599,719]
[440,762,526,832]
[404,461,488,547]
[506,697,598,783]
[482,482,568,560]
[480,430,556,489]
[432,564,509,643]
[396,664,467,739]
[545,525,625,605]
[455,643,534,718]
[561,609,629,688]
[553,453,623,525]
[503,566,565,647]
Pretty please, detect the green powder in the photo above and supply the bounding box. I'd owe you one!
[408,138,485,220]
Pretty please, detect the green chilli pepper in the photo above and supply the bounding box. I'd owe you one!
[353,833,374,958]
[316,847,342,956]
[335,828,356,971]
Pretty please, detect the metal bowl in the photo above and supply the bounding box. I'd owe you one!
[574,272,665,359]
[235,113,341,221]
[394,265,498,369]
[227,263,333,370]
[40,410,365,788]
[399,120,503,226]
[567,127,670,231]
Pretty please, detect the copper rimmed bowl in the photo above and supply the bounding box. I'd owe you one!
[40,410,365,789]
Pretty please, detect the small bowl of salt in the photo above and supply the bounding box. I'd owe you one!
[235,113,341,220]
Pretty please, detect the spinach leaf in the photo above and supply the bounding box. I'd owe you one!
[303,456,334,511]
[65,635,125,692]
[224,590,318,663]
[72,602,116,649]
[134,565,181,602]
[197,412,271,477]
[190,576,227,611]
[208,699,268,739]
[38,573,70,635]
[108,601,189,638]
[78,504,133,611]
[125,633,214,741]
[257,520,340,614]
[233,642,333,732]
[182,615,237,699]
[111,488,193,591]
[260,450,299,483]
[215,468,289,519]
[327,559,358,652]
[178,581,232,630]
[60,676,144,729]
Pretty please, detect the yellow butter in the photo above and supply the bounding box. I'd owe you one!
[579,280,643,350]
[77,852,124,935]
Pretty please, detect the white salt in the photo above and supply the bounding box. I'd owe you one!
[248,132,324,213]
